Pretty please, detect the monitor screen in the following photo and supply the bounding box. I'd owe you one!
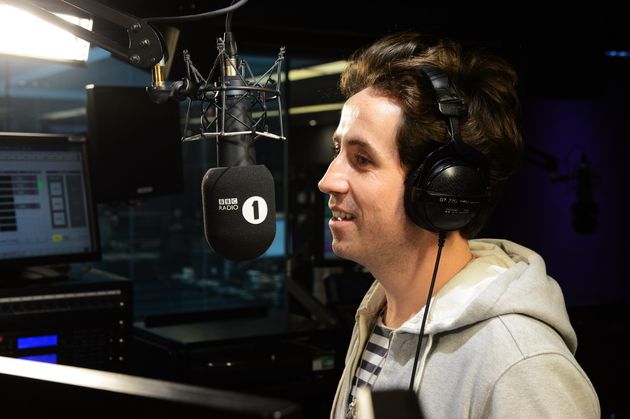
[322,198,336,261]
[316,193,342,265]
[0,132,100,271]
[261,216,286,258]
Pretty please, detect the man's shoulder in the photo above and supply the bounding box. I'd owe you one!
[432,313,576,373]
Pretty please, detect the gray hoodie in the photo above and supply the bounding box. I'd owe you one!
[331,239,600,419]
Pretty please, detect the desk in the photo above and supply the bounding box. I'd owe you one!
[133,311,341,419]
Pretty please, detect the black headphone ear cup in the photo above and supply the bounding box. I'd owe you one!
[404,142,490,232]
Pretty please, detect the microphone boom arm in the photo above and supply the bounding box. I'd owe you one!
[3,0,286,147]
[1,0,165,69]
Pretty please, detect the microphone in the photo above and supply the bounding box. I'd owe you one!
[356,388,423,419]
[571,152,598,234]
[198,24,277,261]
[144,5,286,260]
[201,165,276,260]
[219,29,256,166]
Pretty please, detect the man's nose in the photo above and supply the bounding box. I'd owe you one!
[318,157,349,195]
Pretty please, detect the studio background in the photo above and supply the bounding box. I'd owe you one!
[0,2,627,418]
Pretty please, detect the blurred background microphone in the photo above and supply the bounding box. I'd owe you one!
[571,152,598,235]
[525,145,599,235]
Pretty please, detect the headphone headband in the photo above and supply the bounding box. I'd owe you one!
[416,66,467,117]
[417,66,467,146]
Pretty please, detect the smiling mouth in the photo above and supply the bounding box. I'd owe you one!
[331,210,355,221]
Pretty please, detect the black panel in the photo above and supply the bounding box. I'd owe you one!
[86,86,183,203]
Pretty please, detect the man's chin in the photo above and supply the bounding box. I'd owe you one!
[332,244,359,264]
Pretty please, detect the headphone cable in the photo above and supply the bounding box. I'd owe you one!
[409,230,446,391]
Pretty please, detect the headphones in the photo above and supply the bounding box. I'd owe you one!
[404,66,491,233]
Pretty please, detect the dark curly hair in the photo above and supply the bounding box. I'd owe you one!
[340,32,524,238]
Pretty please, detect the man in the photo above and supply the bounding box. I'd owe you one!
[318,32,599,419]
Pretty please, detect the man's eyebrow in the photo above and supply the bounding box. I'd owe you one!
[345,138,376,154]
[332,132,373,147]
[331,135,378,156]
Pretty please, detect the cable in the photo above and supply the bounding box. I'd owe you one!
[224,3,237,57]
[225,1,234,33]
[145,0,248,23]
[409,230,447,391]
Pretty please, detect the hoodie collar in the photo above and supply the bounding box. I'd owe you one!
[355,239,577,352]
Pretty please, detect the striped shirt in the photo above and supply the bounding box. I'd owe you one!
[348,315,393,404]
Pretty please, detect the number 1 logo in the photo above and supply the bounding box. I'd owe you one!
[242,196,268,224]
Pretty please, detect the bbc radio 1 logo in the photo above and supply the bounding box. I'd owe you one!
[218,198,238,210]
[218,196,268,225]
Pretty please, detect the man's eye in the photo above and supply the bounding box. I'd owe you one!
[331,143,340,157]
[355,154,371,166]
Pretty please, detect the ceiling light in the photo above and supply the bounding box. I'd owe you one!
[288,60,348,81]
[0,4,92,64]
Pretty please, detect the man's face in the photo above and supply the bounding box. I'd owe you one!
[318,88,418,267]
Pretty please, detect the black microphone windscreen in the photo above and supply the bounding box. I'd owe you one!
[201,165,276,260]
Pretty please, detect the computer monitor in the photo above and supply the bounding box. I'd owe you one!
[0,132,100,276]
[261,216,286,258]
[322,199,336,261]
[0,356,302,418]
[314,192,343,266]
